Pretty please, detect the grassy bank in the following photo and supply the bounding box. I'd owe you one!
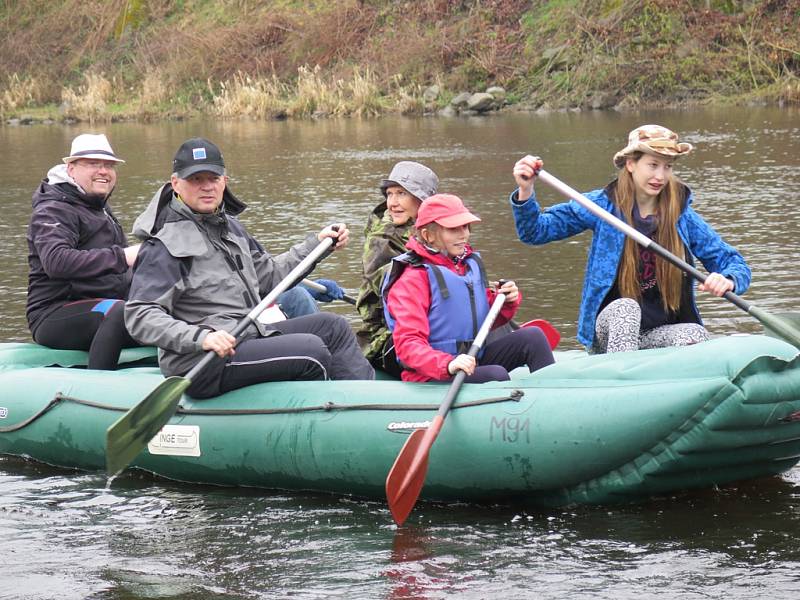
[1,0,798,123]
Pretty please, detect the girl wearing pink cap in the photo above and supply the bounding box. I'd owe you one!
[381,193,554,383]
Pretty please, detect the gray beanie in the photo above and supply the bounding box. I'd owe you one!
[380,161,438,201]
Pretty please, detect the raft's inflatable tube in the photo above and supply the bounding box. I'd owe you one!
[1,335,799,506]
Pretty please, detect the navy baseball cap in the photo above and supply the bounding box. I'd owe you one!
[173,138,225,179]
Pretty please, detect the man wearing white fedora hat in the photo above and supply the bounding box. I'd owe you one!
[26,133,142,369]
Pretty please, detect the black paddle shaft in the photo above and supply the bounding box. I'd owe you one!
[182,316,254,382]
[183,233,339,383]
[535,170,752,313]
[647,241,750,312]
[434,290,507,419]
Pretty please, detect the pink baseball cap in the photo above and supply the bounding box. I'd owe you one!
[415,194,481,228]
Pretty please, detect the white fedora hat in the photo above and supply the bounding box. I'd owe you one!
[62,133,125,164]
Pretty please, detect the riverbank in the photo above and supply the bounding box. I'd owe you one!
[1,1,798,124]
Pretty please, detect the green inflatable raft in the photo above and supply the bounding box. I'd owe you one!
[1,334,800,507]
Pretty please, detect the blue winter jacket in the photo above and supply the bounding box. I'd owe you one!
[509,181,751,348]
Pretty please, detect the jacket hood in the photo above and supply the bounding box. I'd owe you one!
[132,182,247,238]
[405,236,474,269]
[370,199,389,221]
[45,163,77,187]
[132,182,248,258]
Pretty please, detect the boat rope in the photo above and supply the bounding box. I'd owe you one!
[0,396,62,433]
[0,390,524,432]
[175,389,525,416]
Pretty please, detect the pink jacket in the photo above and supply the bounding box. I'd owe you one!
[385,237,520,382]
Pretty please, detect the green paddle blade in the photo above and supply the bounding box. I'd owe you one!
[750,307,800,349]
[105,376,190,477]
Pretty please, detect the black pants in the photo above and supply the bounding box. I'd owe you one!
[32,299,138,370]
[189,312,375,399]
[461,326,555,383]
[370,336,404,379]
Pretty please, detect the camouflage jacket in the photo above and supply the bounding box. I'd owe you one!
[356,200,414,361]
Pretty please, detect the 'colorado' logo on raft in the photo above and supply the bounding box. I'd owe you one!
[387,420,431,432]
[0,407,7,419]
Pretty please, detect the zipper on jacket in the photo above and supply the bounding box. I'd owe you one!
[466,281,478,337]
[208,231,258,307]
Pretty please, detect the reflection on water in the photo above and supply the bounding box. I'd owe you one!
[1,107,799,598]
[4,454,798,599]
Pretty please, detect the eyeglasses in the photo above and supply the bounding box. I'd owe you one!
[73,160,117,171]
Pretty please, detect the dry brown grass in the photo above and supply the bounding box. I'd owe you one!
[345,68,385,117]
[2,0,798,121]
[61,73,114,122]
[134,69,169,119]
[212,72,288,119]
[0,0,128,101]
[0,74,44,116]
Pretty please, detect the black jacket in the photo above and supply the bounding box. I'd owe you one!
[26,164,130,333]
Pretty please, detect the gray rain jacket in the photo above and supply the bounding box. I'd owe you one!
[124,183,320,377]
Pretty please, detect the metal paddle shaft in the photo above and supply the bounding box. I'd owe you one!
[105,234,337,477]
[301,278,357,306]
[385,291,507,526]
[536,169,800,348]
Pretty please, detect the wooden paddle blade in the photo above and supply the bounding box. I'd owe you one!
[105,376,190,477]
[386,428,432,526]
[520,318,561,349]
[753,308,800,349]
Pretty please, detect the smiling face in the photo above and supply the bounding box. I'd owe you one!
[421,223,472,258]
[67,159,117,197]
[626,154,674,202]
[384,185,421,225]
[171,171,228,213]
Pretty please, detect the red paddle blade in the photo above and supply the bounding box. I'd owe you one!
[520,318,561,349]
[386,428,432,526]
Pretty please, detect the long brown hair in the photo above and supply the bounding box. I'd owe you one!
[615,153,686,311]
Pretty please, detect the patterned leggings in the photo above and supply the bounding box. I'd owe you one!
[593,298,708,354]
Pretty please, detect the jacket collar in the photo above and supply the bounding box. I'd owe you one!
[406,236,474,270]
[36,163,111,210]
[132,182,247,239]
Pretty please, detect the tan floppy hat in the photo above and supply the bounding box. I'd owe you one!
[613,124,692,169]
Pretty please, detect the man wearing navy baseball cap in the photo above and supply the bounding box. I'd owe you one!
[125,137,374,398]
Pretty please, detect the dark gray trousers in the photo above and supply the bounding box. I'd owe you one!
[188,312,374,398]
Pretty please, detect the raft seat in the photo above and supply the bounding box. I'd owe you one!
[0,342,159,370]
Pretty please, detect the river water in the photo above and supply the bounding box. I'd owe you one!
[1,107,799,598]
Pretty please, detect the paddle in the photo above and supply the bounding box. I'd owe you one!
[105,234,339,477]
[534,169,800,349]
[301,278,357,305]
[510,317,561,349]
[385,289,508,526]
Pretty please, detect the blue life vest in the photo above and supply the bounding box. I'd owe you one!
[382,251,489,358]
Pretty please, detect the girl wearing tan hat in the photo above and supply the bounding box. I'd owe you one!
[509,124,751,353]
[381,194,554,382]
